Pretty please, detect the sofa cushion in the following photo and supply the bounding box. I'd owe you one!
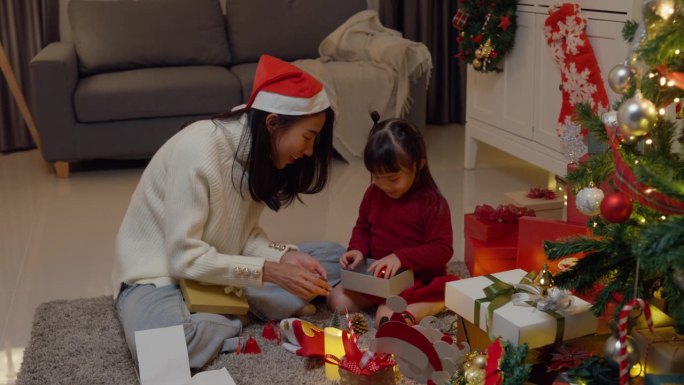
[229,63,257,103]
[69,0,231,75]
[74,66,242,122]
[224,0,367,64]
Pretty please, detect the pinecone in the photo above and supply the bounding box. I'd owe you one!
[350,312,369,335]
[304,357,324,370]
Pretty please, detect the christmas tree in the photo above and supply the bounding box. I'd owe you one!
[545,0,684,333]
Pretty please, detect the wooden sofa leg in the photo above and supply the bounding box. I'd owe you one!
[53,161,70,178]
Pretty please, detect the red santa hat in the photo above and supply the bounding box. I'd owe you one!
[245,55,330,115]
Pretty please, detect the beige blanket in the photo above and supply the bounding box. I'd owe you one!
[294,10,432,160]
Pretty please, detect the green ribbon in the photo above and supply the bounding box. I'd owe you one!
[473,271,565,344]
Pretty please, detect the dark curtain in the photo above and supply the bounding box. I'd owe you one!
[0,0,58,153]
[377,0,466,124]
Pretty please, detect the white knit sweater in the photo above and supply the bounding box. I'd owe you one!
[112,115,291,297]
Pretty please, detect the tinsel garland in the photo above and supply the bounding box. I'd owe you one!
[453,0,518,73]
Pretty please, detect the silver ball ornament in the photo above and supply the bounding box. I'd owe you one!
[604,334,640,368]
[608,63,634,94]
[617,91,658,137]
[602,110,618,126]
[576,187,605,216]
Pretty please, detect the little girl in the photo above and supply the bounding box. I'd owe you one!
[327,112,458,326]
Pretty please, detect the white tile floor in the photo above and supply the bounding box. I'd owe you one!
[0,123,550,384]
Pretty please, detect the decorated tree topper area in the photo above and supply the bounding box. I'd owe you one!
[453,0,518,73]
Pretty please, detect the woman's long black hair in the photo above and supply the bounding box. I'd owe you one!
[363,111,439,193]
[212,106,335,211]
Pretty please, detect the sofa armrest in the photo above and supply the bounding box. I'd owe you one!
[29,42,79,161]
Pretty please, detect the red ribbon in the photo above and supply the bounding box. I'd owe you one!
[324,354,395,376]
[606,125,684,215]
[323,330,395,376]
[474,204,536,223]
[526,187,557,200]
[485,338,504,385]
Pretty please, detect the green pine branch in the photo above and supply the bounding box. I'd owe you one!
[622,20,638,43]
[501,342,531,385]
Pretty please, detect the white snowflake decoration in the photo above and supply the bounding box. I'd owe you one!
[563,62,598,108]
[560,118,588,163]
[558,14,586,55]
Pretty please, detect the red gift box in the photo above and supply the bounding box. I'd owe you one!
[464,236,517,277]
[463,213,518,244]
[516,216,590,274]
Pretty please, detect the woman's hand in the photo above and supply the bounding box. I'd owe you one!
[340,250,364,270]
[368,253,401,279]
[262,251,331,299]
[281,250,328,280]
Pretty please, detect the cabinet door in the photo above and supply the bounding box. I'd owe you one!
[534,14,627,152]
[467,11,535,138]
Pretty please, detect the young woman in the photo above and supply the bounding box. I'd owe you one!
[113,55,343,368]
[327,112,458,327]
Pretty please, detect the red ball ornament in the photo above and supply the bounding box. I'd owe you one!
[490,51,498,59]
[600,192,633,223]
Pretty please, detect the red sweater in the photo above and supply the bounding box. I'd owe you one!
[348,184,453,281]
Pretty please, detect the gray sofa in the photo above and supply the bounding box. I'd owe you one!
[29,0,429,177]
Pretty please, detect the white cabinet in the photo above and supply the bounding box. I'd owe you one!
[463,1,635,177]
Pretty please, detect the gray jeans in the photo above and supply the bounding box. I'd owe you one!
[115,241,343,369]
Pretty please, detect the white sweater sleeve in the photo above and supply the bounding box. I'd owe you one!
[161,132,266,288]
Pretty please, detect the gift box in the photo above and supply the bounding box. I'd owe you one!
[339,366,395,385]
[504,190,564,220]
[565,187,589,226]
[464,213,519,244]
[644,373,684,385]
[340,259,414,298]
[516,216,590,274]
[444,269,598,349]
[464,236,517,277]
[633,326,684,375]
[179,279,249,315]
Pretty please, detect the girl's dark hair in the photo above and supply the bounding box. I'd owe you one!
[212,106,335,211]
[363,111,439,192]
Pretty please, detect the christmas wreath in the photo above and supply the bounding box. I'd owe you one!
[452,0,518,73]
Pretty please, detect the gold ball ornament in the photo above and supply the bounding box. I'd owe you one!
[475,49,483,59]
[464,367,485,385]
[617,91,658,137]
[472,354,488,369]
[472,59,482,69]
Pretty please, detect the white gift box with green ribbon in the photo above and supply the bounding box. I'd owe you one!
[444,269,598,349]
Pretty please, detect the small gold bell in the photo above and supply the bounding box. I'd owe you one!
[533,263,555,296]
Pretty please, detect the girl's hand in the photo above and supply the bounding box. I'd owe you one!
[340,250,364,270]
[368,254,401,279]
